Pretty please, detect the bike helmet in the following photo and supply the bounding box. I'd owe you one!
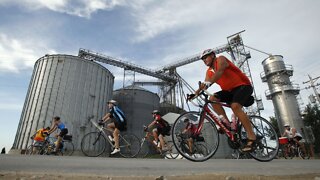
[107,100,117,105]
[152,110,160,114]
[284,123,290,127]
[200,49,215,60]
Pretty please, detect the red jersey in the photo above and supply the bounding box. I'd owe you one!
[206,57,251,91]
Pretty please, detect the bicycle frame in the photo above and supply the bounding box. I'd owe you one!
[193,96,238,142]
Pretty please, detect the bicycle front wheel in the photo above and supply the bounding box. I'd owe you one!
[240,115,279,162]
[81,132,107,157]
[119,133,140,158]
[172,111,219,162]
[164,141,179,159]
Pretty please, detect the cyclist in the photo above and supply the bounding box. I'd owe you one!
[100,100,127,155]
[181,118,197,154]
[188,49,256,152]
[282,124,306,154]
[48,116,68,154]
[31,127,50,154]
[146,110,170,152]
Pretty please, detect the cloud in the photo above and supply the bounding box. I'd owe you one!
[0,33,56,73]
[0,0,125,18]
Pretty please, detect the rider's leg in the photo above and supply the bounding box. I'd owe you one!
[153,128,159,144]
[113,128,120,149]
[231,102,256,151]
[158,134,166,150]
[187,138,193,154]
[210,95,229,121]
[55,136,62,152]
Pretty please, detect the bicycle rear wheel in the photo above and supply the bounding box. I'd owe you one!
[62,141,74,156]
[81,132,107,157]
[119,133,140,158]
[172,111,219,162]
[240,115,279,162]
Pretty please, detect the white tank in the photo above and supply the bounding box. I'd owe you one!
[261,55,304,133]
[12,54,114,154]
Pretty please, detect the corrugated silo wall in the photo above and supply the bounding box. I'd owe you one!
[113,87,160,139]
[12,55,114,154]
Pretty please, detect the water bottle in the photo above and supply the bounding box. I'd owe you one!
[219,115,231,130]
[231,114,237,131]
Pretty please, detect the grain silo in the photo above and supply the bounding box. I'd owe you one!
[260,55,304,133]
[12,54,114,154]
[112,85,160,138]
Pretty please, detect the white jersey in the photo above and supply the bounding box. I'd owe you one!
[285,128,302,139]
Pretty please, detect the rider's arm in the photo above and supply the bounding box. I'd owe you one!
[147,120,157,129]
[205,56,229,84]
[282,131,287,137]
[101,113,111,123]
[195,56,228,95]
[48,125,57,134]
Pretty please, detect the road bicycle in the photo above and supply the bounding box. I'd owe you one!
[26,135,74,156]
[81,119,140,158]
[138,125,178,159]
[171,88,279,162]
[278,137,310,159]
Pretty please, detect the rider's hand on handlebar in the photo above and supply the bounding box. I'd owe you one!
[187,94,196,101]
[98,120,104,126]
[143,126,148,132]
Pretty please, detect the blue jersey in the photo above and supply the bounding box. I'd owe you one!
[57,122,66,130]
[110,106,126,124]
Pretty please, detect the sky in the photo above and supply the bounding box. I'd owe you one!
[0,0,320,153]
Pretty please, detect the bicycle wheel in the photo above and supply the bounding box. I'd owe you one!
[25,145,34,155]
[137,138,150,158]
[81,132,107,157]
[62,141,74,156]
[298,146,309,159]
[119,133,140,158]
[172,111,219,162]
[239,115,279,162]
[164,141,179,159]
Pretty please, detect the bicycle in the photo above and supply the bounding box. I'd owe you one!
[280,138,310,159]
[81,119,140,158]
[175,133,208,159]
[25,137,47,155]
[171,88,279,162]
[138,125,178,159]
[26,135,74,156]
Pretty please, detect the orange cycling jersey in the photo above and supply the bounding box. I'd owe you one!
[206,57,251,91]
[34,128,48,142]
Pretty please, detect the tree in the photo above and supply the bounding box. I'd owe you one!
[303,104,320,154]
[269,116,280,136]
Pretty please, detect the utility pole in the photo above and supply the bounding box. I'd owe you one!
[303,74,320,104]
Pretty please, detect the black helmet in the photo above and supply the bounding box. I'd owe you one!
[152,110,160,115]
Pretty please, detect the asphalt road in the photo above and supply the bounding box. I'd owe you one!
[1,154,320,179]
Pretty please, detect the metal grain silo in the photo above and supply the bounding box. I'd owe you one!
[260,55,304,133]
[12,54,114,154]
[112,85,160,138]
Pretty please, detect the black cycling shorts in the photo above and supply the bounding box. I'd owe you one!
[214,85,253,106]
[111,118,127,131]
[59,128,68,138]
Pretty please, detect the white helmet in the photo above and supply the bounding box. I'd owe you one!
[200,49,215,60]
[107,100,117,105]
[284,123,290,127]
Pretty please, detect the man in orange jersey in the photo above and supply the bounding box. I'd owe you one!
[32,127,50,154]
[189,49,256,152]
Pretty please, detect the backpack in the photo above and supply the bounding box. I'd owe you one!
[161,118,171,136]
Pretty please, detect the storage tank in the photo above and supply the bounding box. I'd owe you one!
[260,55,304,133]
[12,54,114,154]
[112,85,160,138]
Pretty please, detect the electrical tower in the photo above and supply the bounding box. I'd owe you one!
[303,74,320,104]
